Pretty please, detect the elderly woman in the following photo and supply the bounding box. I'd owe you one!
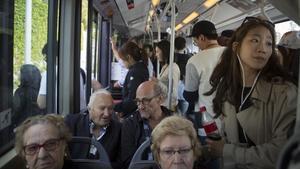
[151,115,201,169]
[15,114,72,169]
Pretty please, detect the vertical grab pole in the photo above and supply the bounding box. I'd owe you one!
[297,0,300,130]
[167,0,176,109]
[25,0,32,64]
[155,14,161,77]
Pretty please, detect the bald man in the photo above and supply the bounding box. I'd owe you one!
[65,89,121,169]
[120,80,173,169]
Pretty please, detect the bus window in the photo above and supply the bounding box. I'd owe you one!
[275,20,300,42]
[0,0,49,156]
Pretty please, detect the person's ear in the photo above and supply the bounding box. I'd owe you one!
[232,42,239,52]
[157,94,166,104]
[199,35,205,41]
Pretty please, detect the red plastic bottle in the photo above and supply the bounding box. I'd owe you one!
[200,106,221,140]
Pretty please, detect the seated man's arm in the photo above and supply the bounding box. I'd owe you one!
[120,120,138,169]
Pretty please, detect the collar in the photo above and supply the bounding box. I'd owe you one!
[250,79,272,103]
[128,60,143,69]
[91,125,108,141]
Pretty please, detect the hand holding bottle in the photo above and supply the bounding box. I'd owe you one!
[206,138,225,157]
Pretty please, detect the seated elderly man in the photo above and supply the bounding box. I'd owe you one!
[120,80,173,169]
[65,89,121,169]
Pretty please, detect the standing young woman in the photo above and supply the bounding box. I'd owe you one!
[114,41,149,118]
[205,17,297,169]
[155,40,180,111]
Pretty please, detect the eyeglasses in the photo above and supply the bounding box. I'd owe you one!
[242,16,275,28]
[134,94,159,105]
[23,138,62,155]
[159,147,192,159]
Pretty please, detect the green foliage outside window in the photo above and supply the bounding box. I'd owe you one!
[13,0,48,90]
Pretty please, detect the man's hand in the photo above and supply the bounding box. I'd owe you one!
[206,137,225,157]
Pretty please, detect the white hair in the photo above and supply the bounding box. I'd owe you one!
[88,89,112,110]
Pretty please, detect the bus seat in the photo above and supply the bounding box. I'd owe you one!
[67,136,112,169]
[65,159,112,169]
[128,138,160,169]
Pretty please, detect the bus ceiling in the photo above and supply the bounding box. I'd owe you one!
[94,0,299,37]
[268,0,300,25]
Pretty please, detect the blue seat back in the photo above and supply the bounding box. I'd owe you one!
[128,138,159,169]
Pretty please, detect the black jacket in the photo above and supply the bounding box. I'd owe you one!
[120,106,172,169]
[64,112,121,169]
[114,61,149,117]
[13,64,41,126]
[174,52,191,80]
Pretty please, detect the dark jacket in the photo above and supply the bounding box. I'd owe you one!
[13,64,41,126]
[64,112,121,169]
[120,106,172,169]
[114,61,149,117]
[174,52,191,80]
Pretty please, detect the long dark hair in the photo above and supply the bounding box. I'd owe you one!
[205,17,291,117]
[118,41,148,66]
[156,40,170,65]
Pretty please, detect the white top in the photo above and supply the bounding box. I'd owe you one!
[147,57,154,78]
[118,60,129,87]
[39,70,87,111]
[39,72,47,95]
[158,63,180,109]
[185,46,225,116]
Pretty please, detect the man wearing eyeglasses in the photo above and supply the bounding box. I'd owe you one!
[119,80,173,169]
[64,89,121,169]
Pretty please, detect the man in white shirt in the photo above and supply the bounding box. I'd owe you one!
[184,20,225,121]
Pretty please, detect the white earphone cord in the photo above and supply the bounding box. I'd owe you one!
[237,54,261,144]
[236,54,261,111]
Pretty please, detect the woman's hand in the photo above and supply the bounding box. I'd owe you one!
[110,37,120,60]
[110,37,117,51]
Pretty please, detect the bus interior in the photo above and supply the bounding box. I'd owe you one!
[0,0,299,168]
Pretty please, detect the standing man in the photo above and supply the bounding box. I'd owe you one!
[65,89,121,169]
[217,29,234,46]
[120,80,173,169]
[174,36,191,115]
[184,20,225,123]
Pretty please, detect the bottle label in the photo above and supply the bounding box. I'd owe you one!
[198,128,207,136]
[198,128,207,145]
[203,122,218,134]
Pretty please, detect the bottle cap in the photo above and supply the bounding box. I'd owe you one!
[200,106,206,112]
